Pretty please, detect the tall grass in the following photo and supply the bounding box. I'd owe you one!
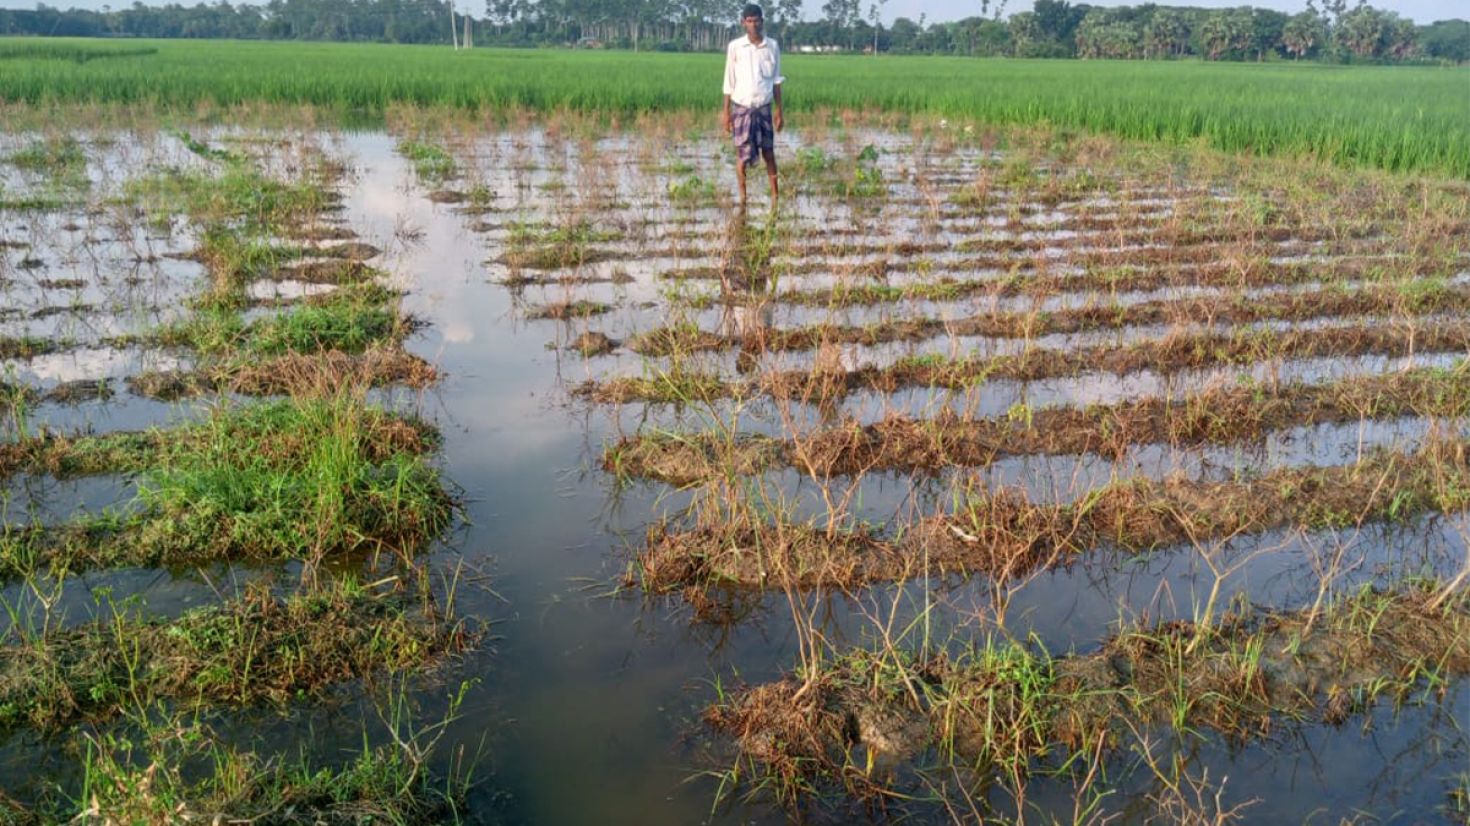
[0,38,1466,177]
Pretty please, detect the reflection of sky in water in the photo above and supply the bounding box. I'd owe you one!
[0,127,1462,824]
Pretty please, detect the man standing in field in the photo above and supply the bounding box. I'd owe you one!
[722,4,784,205]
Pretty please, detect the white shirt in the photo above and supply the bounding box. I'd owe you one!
[723,35,784,109]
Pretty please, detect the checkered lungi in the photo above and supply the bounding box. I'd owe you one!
[731,102,774,168]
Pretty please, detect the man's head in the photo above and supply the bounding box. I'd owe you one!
[741,4,763,38]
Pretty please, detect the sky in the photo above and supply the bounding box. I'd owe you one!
[2,0,1463,25]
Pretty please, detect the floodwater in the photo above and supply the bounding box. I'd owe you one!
[0,126,1466,824]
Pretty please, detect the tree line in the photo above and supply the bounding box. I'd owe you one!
[1,0,1465,63]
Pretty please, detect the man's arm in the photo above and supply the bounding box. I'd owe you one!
[721,44,736,134]
[772,41,784,132]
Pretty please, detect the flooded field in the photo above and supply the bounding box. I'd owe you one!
[1,114,1467,823]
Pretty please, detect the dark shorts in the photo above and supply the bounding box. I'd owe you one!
[731,103,774,168]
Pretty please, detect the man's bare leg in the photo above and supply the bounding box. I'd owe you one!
[762,147,779,203]
[736,158,748,206]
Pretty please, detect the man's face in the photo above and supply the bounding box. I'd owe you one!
[742,14,763,39]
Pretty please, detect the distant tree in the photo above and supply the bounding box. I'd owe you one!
[1338,4,1393,58]
[1387,15,1416,59]
[887,14,920,51]
[1320,0,1347,26]
[1419,19,1470,62]
[821,0,860,47]
[1007,10,1044,55]
[1032,0,1084,45]
[1076,9,1142,59]
[868,0,888,53]
[1247,8,1287,60]
[1282,9,1325,59]
[772,0,802,43]
[1198,10,1233,59]
[1143,8,1189,57]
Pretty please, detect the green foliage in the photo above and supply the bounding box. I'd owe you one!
[0,40,1464,177]
[47,679,476,823]
[0,396,453,576]
[6,136,85,173]
[506,218,619,269]
[0,581,460,731]
[398,139,456,184]
[794,146,835,175]
[667,174,717,204]
[843,143,885,198]
[155,287,401,356]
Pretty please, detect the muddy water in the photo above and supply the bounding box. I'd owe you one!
[344,131,1466,822]
[2,128,1467,823]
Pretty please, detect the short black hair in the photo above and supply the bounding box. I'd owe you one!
[741,4,763,20]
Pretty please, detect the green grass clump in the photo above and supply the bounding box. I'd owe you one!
[398,140,456,184]
[0,579,463,731]
[667,174,717,204]
[506,219,620,269]
[125,156,328,233]
[709,585,1470,809]
[154,286,403,356]
[70,726,473,825]
[0,396,453,577]
[0,397,435,481]
[840,144,885,199]
[0,335,63,360]
[245,299,398,356]
[6,136,85,174]
[3,135,90,209]
[29,675,478,824]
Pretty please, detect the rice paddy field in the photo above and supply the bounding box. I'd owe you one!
[1,38,1469,824]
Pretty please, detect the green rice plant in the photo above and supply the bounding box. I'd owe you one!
[6,136,85,174]
[0,42,156,63]
[506,218,619,269]
[794,146,834,176]
[0,40,1464,177]
[667,174,717,204]
[0,576,467,730]
[398,139,457,184]
[840,143,885,199]
[124,155,328,232]
[0,394,453,576]
[57,677,478,823]
[153,284,403,357]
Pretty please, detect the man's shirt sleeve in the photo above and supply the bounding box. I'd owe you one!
[774,40,784,87]
[723,43,737,97]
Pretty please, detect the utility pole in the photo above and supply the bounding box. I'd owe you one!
[450,2,459,48]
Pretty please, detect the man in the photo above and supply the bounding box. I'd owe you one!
[721,4,784,205]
